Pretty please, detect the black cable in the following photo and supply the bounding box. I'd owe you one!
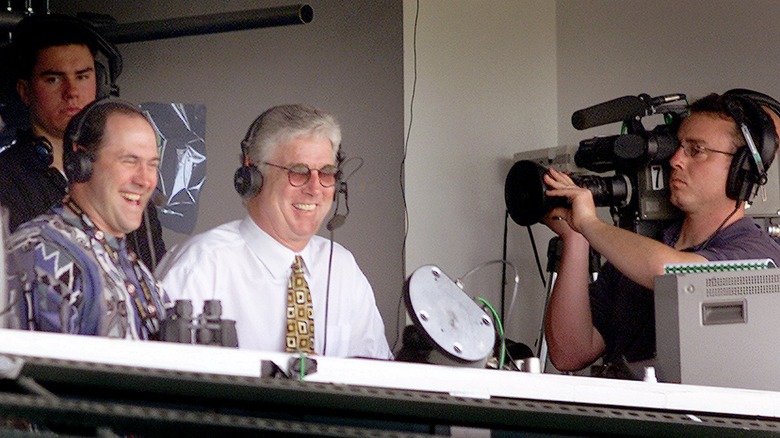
[526,226,547,289]
[323,230,335,356]
[321,154,362,354]
[143,207,156,270]
[500,210,509,323]
[396,0,419,349]
[697,204,741,251]
[391,291,405,353]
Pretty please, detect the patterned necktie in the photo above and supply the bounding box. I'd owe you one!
[286,255,315,353]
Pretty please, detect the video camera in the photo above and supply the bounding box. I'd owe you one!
[505,93,688,236]
[160,299,239,348]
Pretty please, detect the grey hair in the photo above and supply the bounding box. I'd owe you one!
[241,104,341,170]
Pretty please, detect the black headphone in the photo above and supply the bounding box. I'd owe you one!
[233,117,264,198]
[93,32,123,99]
[17,131,54,171]
[234,115,347,204]
[720,90,779,201]
[72,14,123,99]
[63,98,139,183]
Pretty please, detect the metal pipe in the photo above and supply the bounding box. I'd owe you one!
[94,4,313,44]
[0,11,24,30]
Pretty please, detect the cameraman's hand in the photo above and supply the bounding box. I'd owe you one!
[542,207,577,237]
[543,168,599,234]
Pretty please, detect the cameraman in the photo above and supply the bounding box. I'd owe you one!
[543,92,780,375]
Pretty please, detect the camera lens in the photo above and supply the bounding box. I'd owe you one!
[505,160,567,226]
[572,174,631,209]
[504,160,632,226]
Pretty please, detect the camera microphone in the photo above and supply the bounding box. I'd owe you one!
[649,93,687,107]
[571,95,648,130]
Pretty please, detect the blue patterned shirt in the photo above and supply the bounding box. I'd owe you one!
[4,204,169,339]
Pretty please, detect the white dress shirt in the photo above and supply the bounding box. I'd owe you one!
[156,216,392,359]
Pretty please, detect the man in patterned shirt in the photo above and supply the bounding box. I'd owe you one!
[3,99,168,339]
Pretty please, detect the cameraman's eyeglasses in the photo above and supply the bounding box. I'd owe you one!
[264,162,339,187]
[678,143,735,161]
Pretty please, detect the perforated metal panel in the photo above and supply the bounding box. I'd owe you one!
[705,272,780,297]
[655,268,780,390]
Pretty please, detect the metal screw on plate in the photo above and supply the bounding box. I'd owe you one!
[453,342,463,353]
[481,315,491,325]
[419,310,429,321]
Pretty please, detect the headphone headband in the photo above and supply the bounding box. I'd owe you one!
[718,91,779,201]
[726,88,780,121]
[12,14,122,98]
[233,106,343,198]
[63,98,142,182]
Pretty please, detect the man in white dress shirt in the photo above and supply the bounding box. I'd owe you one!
[156,104,392,358]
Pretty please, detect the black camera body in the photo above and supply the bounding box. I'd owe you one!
[505,93,687,237]
[160,299,239,348]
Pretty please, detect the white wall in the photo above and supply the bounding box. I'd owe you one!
[403,0,558,350]
[557,0,780,145]
[404,0,780,363]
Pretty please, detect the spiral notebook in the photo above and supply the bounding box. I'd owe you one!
[663,258,777,275]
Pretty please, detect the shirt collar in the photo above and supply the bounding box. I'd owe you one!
[239,216,314,279]
[663,216,750,251]
[58,203,125,251]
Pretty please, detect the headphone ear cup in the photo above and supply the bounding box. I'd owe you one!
[726,147,751,200]
[64,149,93,183]
[94,62,110,100]
[722,94,778,201]
[233,165,263,197]
[30,137,53,170]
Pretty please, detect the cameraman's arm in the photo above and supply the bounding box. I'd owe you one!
[576,217,706,289]
[544,168,706,290]
[543,217,606,371]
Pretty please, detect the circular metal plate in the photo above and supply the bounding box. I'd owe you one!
[405,265,495,363]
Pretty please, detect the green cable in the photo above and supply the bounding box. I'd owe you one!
[477,297,505,369]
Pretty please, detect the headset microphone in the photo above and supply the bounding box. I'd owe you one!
[326,213,346,231]
[326,150,353,231]
[327,181,348,231]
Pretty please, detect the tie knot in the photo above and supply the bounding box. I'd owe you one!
[292,255,304,272]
